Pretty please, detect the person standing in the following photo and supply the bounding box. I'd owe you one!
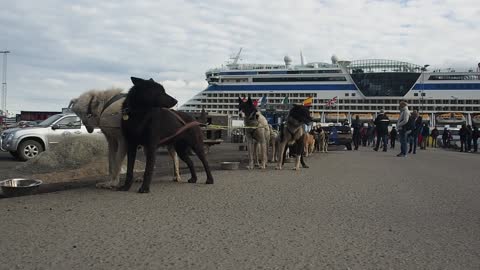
[466,125,473,152]
[472,126,479,152]
[374,109,390,152]
[396,101,411,157]
[351,115,362,150]
[390,126,398,149]
[459,124,467,152]
[442,127,450,148]
[361,124,368,146]
[408,111,421,154]
[367,124,374,146]
[430,127,439,148]
[420,123,430,150]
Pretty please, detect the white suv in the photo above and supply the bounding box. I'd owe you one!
[0,113,102,161]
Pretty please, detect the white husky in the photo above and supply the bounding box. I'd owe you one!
[69,88,181,189]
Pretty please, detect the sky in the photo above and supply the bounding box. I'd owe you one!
[0,0,479,115]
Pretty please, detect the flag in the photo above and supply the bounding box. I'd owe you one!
[326,96,338,107]
[303,96,313,107]
[282,96,289,105]
[260,96,268,107]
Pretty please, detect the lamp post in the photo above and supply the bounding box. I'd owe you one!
[420,64,429,113]
[0,50,10,116]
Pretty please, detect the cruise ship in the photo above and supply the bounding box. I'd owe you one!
[179,49,480,127]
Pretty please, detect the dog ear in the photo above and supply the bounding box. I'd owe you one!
[238,97,243,103]
[68,98,78,109]
[131,77,145,86]
[149,78,154,82]
[247,97,253,104]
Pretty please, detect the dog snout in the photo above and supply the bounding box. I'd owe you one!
[86,126,94,133]
[167,96,178,108]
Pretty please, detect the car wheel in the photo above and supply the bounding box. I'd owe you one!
[9,151,20,160]
[346,143,352,150]
[17,140,44,161]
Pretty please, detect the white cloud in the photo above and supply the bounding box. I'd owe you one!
[0,0,479,114]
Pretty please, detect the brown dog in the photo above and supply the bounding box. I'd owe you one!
[303,133,315,157]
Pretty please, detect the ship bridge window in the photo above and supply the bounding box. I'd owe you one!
[252,77,347,82]
[351,72,420,97]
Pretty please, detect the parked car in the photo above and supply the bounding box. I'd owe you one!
[314,122,353,150]
[0,113,103,161]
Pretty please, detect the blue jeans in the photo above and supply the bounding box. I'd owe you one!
[408,133,418,153]
[376,134,388,150]
[399,129,407,155]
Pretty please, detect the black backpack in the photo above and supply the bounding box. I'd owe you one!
[405,115,416,131]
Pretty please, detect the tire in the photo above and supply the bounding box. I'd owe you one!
[9,151,20,160]
[17,140,44,161]
[346,143,352,151]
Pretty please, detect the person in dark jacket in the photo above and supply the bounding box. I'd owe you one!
[466,125,473,152]
[420,123,430,149]
[442,127,450,148]
[430,127,439,148]
[390,126,398,149]
[459,124,467,152]
[351,115,362,150]
[472,126,479,152]
[373,109,390,152]
[408,110,421,154]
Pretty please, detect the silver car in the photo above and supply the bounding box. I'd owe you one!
[0,113,102,161]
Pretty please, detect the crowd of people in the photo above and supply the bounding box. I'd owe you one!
[350,101,479,156]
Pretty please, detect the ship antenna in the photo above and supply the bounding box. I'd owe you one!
[232,48,242,65]
[300,51,305,66]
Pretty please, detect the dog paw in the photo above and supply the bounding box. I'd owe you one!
[247,166,254,170]
[188,178,198,183]
[275,166,282,170]
[96,182,116,189]
[292,167,300,171]
[137,186,150,193]
[172,177,181,182]
[206,179,214,184]
[117,185,131,192]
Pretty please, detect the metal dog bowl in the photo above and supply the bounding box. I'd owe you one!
[0,178,43,197]
[220,161,240,170]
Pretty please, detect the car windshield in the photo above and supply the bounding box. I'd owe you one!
[37,114,64,127]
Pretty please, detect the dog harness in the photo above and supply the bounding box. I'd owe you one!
[87,93,127,119]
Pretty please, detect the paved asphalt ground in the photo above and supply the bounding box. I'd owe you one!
[0,146,479,269]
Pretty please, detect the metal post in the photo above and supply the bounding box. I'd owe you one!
[420,64,429,114]
[1,51,10,116]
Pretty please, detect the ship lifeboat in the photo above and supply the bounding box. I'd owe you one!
[435,112,466,125]
[386,113,400,122]
[472,114,480,125]
[325,113,348,122]
[420,113,430,122]
[351,113,374,122]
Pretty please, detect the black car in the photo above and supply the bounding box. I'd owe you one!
[315,123,353,150]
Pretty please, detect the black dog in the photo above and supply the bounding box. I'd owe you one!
[120,77,214,193]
